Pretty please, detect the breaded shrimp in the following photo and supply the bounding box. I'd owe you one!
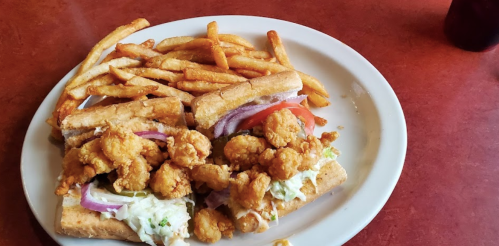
[230,169,271,210]
[224,135,269,171]
[113,155,152,192]
[320,131,340,147]
[167,129,211,168]
[55,148,95,195]
[78,138,115,174]
[263,108,301,148]
[140,138,164,168]
[100,123,143,165]
[149,161,192,198]
[191,164,230,191]
[287,135,323,171]
[267,148,302,180]
[194,208,234,243]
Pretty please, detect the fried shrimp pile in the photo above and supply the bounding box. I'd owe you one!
[194,208,234,243]
[150,161,192,198]
[230,168,271,210]
[263,109,301,148]
[167,129,212,167]
[224,135,269,171]
[191,164,230,191]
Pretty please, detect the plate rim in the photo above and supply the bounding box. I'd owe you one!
[21,15,407,246]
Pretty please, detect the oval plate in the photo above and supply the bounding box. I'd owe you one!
[21,15,407,246]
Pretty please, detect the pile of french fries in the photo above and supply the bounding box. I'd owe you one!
[47,18,331,140]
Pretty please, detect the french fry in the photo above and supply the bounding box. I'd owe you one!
[57,99,84,125]
[219,41,248,51]
[235,69,264,78]
[162,50,215,64]
[68,74,117,100]
[116,43,162,60]
[226,55,329,97]
[265,57,277,62]
[177,81,230,93]
[247,50,272,59]
[267,30,294,69]
[300,97,310,109]
[66,57,141,90]
[123,68,184,82]
[101,39,155,63]
[211,45,229,70]
[219,34,255,50]
[221,46,245,57]
[77,18,149,75]
[173,38,213,51]
[87,84,158,98]
[183,68,246,84]
[156,36,195,53]
[207,21,219,43]
[109,65,135,81]
[207,21,229,70]
[125,75,195,106]
[314,115,328,126]
[160,58,239,75]
[302,86,331,107]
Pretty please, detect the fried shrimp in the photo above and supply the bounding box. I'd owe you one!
[101,123,143,165]
[191,164,230,191]
[167,129,211,168]
[320,131,340,147]
[230,169,271,210]
[113,156,152,192]
[55,148,95,195]
[224,135,269,171]
[287,135,323,171]
[263,108,301,148]
[140,138,164,168]
[194,208,234,243]
[150,161,192,198]
[78,138,115,174]
[268,148,301,180]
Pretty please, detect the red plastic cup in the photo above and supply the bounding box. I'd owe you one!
[444,0,499,52]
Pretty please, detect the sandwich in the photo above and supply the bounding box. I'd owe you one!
[191,71,347,236]
[55,97,203,246]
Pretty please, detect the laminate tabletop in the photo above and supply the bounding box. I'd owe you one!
[1,0,498,245]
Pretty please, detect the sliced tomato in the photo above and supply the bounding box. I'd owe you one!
[237,102,315,135]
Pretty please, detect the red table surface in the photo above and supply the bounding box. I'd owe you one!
[1,0,498,245]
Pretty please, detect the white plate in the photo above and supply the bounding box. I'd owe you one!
[21,16,406,246]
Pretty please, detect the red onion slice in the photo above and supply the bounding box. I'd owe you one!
[81,182,124,212]
[217,95,308,137]
[205,188,230,209]
[134,131,168,141]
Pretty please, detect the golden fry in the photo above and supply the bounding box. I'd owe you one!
[123,67,184,82]
[77,18,149,75]
[125,76,194,106]
[267,30,294,69]
[68,74,117,100]
[160,58,239,75]
[207,21,219,44]
[156,36,195,53]
[218,34,255,50]
[235,69,264,79]
[300,97,310,109]
[109,65,135,81]
[226,55,329,97]
[173,38,213,51]
[115,43,162,60]
[66,57,141,90]
[211,45,229,70]
[247,50,272,59]
[57,99,84,124]
[177,81,230,93]
[302,86,331,107]
[87,84,158,98]
[101,39,155,64]
[161,50,215,64]
[184,68,246,84]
